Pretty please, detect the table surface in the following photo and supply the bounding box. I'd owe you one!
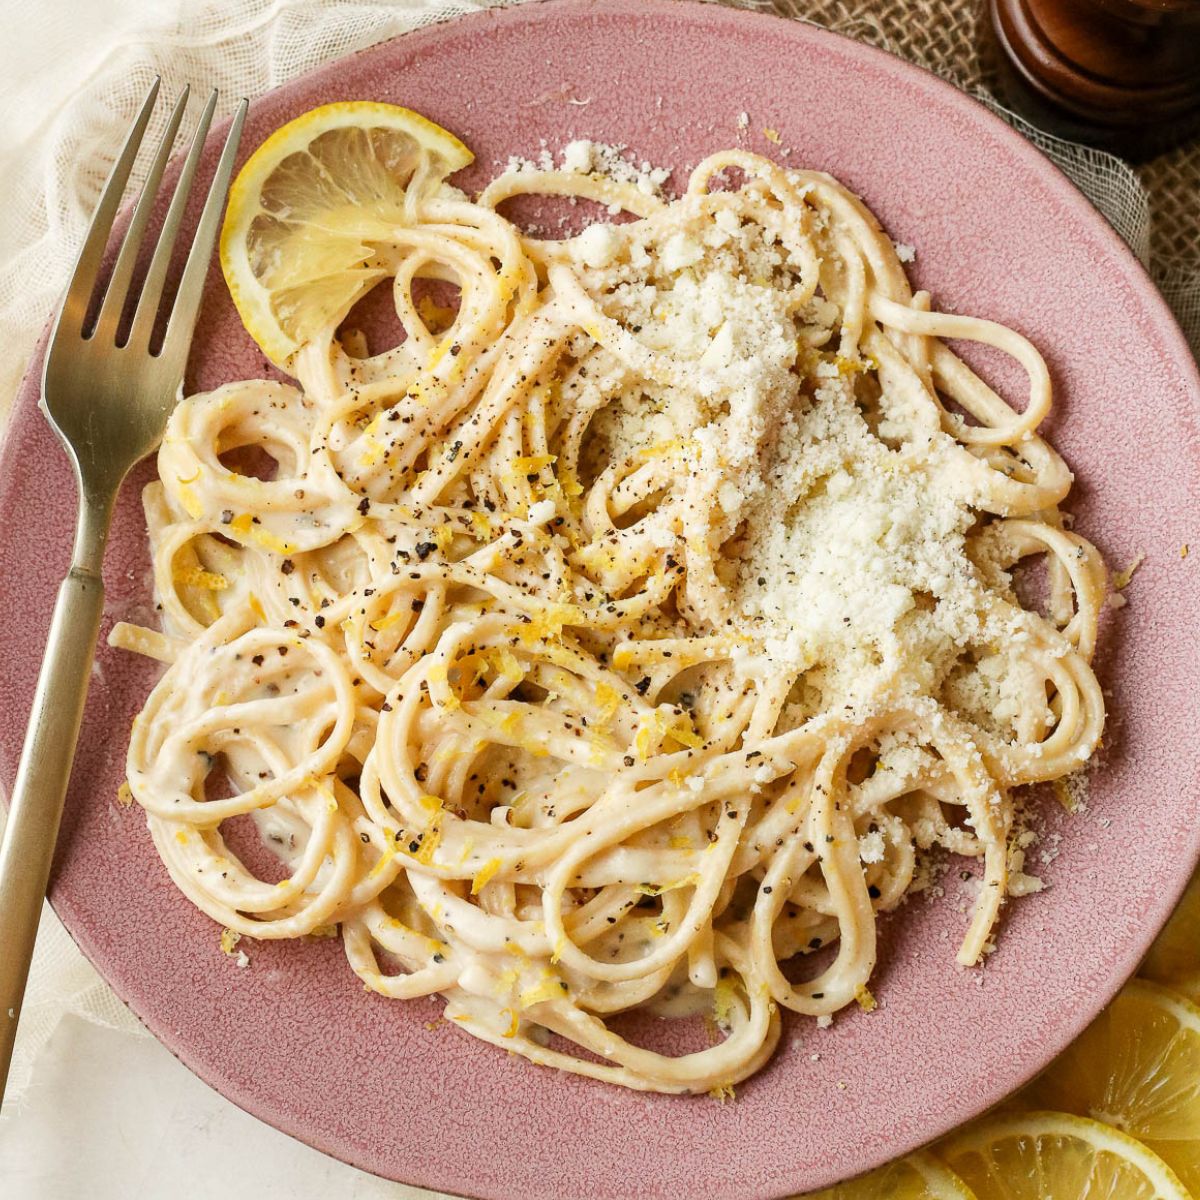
[1,1011,440,1199]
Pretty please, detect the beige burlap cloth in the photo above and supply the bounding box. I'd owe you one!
[0,0,1195,1144]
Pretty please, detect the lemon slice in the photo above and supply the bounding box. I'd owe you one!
[1141,869,1200,1003]
[1023,978,1200,1193]
[798,1151,977,1199]
[938,1110,1189,1199]
[220,101,474,364]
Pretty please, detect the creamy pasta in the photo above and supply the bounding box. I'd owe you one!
[113,139,1107,1095]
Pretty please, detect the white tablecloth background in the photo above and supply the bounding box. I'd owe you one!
[0,1,1192,1196]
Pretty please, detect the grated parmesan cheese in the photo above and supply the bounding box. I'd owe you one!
[504,140,672,197]
[858,830,886,864]
[733,378,1033,712]
[560,186,1045,729]
[560,138,594,173]
[575,222,622,270]
[527,498,558,525]
[1007,872,1046,898]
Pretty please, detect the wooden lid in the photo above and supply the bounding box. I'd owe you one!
[989,0,1200,155]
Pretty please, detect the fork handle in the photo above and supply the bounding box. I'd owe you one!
[0,563,106,1098]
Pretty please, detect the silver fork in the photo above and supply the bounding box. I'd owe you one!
[0,79,247,1097]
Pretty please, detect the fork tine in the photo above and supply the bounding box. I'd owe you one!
[160,98,248,366]
[55,78,161,338]
[91,86,191,343]
[126,89,218,350]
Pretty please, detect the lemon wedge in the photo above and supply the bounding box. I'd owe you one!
[940,1104,1185,1200]
[1022,978,1200,1193]
[1141,870,1200,1003]
[938,1110,1189,1199]
[798,1151,977,1199]
[219,101,473,364]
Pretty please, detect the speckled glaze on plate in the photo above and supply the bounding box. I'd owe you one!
[1,2,1198,1196]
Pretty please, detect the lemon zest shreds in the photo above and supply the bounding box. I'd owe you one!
[637,438,692,461]
[634,708,704,760]
[368,840,400,880]
[494,648,524,683]
[425,336,457,373]
[318,782,338,813]
[358,437,386,469]
[513,603,583,646]
[468,510,495,539]
[177,484,204,519]
[249,526,297,555]
[511,454,556,475]
[634,719,655,762]
[557,465,585,498]
[173,566,229,591]
[409,813,444,866]
[611,644,635,670]
[665,715,704,750]
[834,354,877,377]
[471,858,503,895]
[518,972,564,1008]
[425,661,461,710]
[1113,553,1144,590]
[369,608,410,633]
[595,681,621,723]
[713,975,739,1027]
[417,296,458,332]
[225,511,296,554]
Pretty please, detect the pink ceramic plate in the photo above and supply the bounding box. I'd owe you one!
[2,2,1199,1196]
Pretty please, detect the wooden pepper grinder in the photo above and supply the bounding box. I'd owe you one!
[988,0,1200,160]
